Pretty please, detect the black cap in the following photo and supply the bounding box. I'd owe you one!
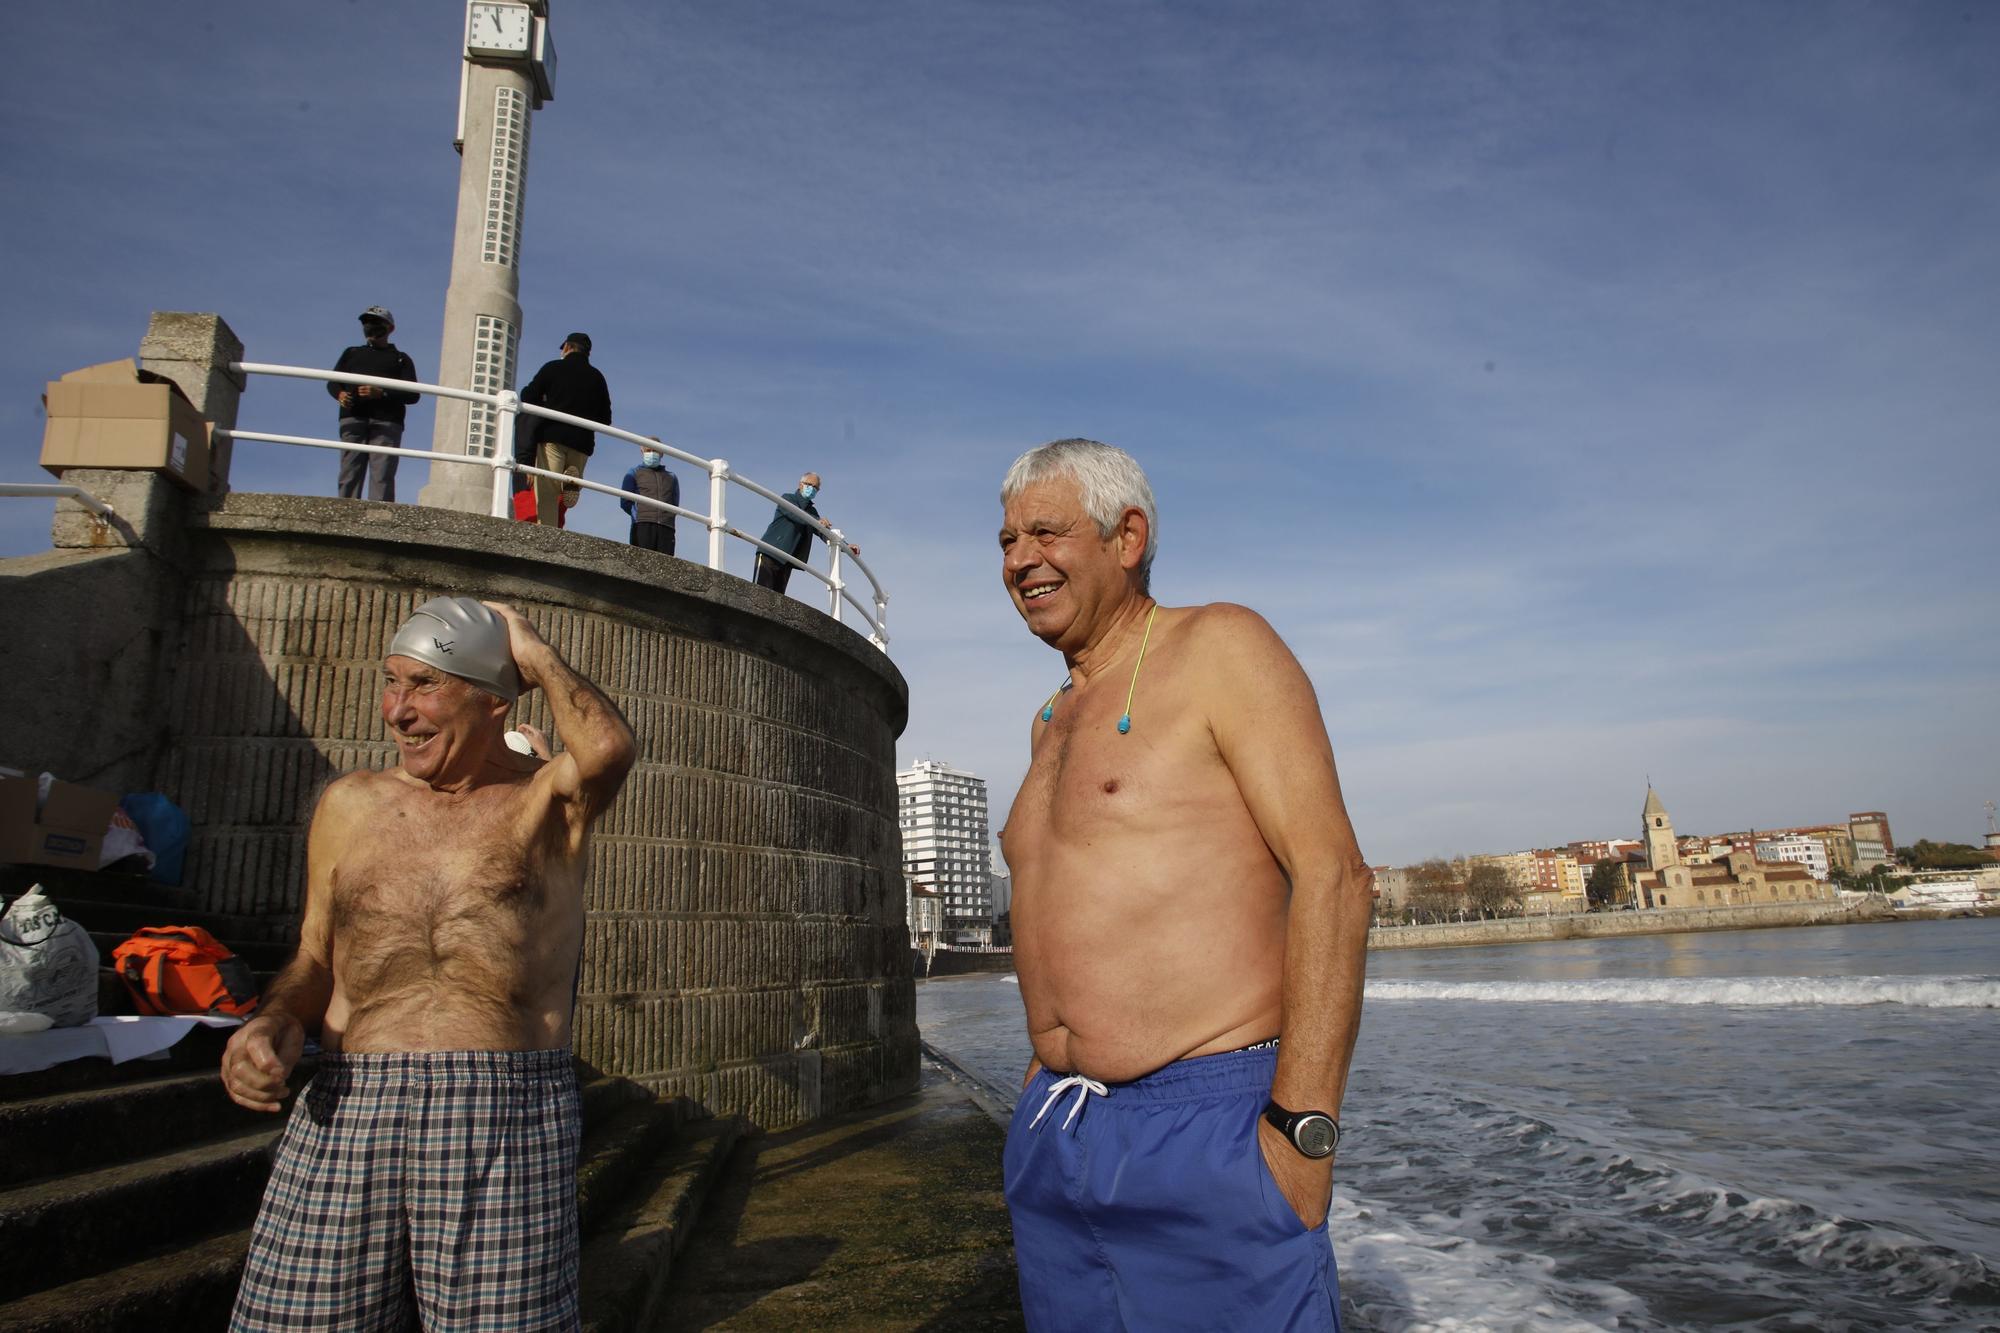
[360,306,395,327]
[564,332,592,353]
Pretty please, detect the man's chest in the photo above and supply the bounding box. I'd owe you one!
[1009,701,1225,850]
[331,790,546,928]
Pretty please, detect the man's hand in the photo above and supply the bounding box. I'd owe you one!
[336,390,354,408]
[222,1013,305,1113]
[356,384,379,398]
[482,600,552,692]
[1257,1119,1333,1230]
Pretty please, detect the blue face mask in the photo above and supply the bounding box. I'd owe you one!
[800,483,819,500]
[641,451,662,468]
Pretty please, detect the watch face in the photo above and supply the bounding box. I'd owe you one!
[1295,1114,1339,1158]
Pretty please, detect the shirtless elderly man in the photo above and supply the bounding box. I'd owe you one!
[998,439,1372,1331]
[221,596,634,1331]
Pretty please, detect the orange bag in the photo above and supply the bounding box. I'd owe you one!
[110,926,260,1018]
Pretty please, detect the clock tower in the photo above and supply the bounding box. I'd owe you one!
[419,1,557,515]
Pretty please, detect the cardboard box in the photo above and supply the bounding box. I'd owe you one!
[40,359,211,493]
[0,773,121,871]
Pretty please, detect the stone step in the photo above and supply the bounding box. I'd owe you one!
[1,867,199,916]
[578,1116,743,1333]
[0,1223,249,1333]
[0,1056,688,1323]
[0,1063,311,1191]
[0,1121,278,1302]
[575,1096,685,1239]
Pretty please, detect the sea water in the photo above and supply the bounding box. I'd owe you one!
[915,918,2000,1331]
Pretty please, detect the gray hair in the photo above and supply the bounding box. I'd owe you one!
[1001,439,1158,591]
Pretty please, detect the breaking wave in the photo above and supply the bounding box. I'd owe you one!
[1364,974,2000,1008]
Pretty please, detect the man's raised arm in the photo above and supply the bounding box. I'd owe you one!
[1202,604,1373,1228]
[484,602,637,823]
[220,777,352,1112]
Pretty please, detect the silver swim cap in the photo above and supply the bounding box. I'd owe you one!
[386,596,521,701]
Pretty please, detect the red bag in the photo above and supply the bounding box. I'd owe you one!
[110,926,260,1018]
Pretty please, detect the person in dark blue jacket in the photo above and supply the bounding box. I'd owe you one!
[753,472,831,594]
[519,333,612,527]
[619,441,680,555]
[328,306,420,501]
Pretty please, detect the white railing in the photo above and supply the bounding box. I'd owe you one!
[218,362,889,649]
[0,482,115,520]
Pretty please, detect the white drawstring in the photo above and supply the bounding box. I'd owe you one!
[1030,1074,1109,1131]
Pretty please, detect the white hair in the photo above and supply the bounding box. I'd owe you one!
[1001,439,1159,590]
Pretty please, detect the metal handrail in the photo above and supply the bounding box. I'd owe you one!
[0,482,114,520]
[224,361,889,648]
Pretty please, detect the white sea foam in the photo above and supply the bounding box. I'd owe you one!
[1332,1194,1650,1332]
[1364,973,2000,1008]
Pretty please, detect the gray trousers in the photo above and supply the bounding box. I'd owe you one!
[337,419,404,501]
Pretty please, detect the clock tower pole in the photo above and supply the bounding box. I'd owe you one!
[419,0,556,515]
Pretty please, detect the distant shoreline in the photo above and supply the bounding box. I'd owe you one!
[913,900,1994,975]
[1366,898,1932,951]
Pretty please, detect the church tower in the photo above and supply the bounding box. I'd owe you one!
[1643,786,1679,871]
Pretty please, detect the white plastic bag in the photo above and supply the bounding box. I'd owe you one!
[0,886,100,1029]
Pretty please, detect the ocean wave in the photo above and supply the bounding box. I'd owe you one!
[1364,974,2000,1008]
[1337,1082,2000,1328]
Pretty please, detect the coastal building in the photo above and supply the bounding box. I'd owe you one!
[1473,850,1537,891]
[1631,786,1835,907]
[1529,849,1587,908]
[905,878,945,953]
[897,759,993,941]
[1635,849,1832,908]
[1571,837,1644,865]
[1849,811,1895,856]
[989,844,1012,918]
[1373,864,1412,917]
[1643,787,1680,872]
[1754,834,1831,881]
[1854,838,1892,870]
[1577,851,1643,908]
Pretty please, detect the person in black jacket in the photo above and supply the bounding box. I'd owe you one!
[329,306,420,501]
[754,472,851,594]
[619,440,680,555]
[518,332,612,527]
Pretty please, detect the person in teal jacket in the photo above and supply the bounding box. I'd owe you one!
[753,472,829,594]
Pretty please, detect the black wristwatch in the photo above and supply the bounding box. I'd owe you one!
[1263,1100,1340,1159]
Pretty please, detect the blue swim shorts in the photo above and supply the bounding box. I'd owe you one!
[1003,1043,1340,1332]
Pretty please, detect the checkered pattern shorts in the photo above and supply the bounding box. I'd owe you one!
[230,1048,582,1332]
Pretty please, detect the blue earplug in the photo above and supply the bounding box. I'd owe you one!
[1117,715,1131,734]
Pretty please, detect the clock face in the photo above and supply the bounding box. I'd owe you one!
[468,2,532,56]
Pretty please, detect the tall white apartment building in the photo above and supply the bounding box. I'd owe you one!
[897,760,993,938]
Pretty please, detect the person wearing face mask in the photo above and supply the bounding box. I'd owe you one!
[752,471,849,594]
[328,306,420,502]
[619,438,681,555]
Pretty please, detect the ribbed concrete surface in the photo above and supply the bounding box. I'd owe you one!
[140,494,914,1127]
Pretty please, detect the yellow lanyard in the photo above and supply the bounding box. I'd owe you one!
[1039,604,1159,735]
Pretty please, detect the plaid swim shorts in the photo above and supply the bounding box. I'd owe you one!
[230,1048,583,1332]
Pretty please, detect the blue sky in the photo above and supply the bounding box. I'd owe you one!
[3,2,1994,865]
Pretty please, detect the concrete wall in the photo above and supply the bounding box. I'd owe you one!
[1368,898,1893,951]
[1,490,915,1128]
